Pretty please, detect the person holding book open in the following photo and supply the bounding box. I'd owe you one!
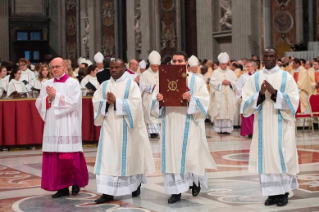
[80,64,100,96]
[7,66,27,97]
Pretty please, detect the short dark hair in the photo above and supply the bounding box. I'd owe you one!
[293,58,301,65]
[172,51,188,61]
[86,65,97,75]
[103,57,111,69]
[264,47,278,55]
[232,63,240,69]
[300,58,306,65]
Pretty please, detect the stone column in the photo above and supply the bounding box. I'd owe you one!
[0,0,9,61]
[93,0,102,53]
[309,0,314,41]
[140,0,151,59]
[295,0,303,42]
[126,0,136,61]
[263,0,271,49]
[196,0,213,60]
[232,0,252,59]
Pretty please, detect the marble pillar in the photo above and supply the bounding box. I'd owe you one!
[140,0,151,60]
[263,0,271,49]
[0,0,9,61]
[126,0,136,61]
[232,0,252,59]
[309,0,314,41]
[295,0,303,42]
[196,0,213,60]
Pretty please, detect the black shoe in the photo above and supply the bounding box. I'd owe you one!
[132,184,141,197]
[192,182,201,197]
[264,195,278,206]
[72,184,80,195]
[150,134,158,138]
[95,194,114,204]
[248,134,253,138]
[277,193,289,207]
[168,193,181,204]
[52,188,69,198]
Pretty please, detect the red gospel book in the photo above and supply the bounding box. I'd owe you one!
[159,65,188,106]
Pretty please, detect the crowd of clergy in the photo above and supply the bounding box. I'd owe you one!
[0,46,311,207]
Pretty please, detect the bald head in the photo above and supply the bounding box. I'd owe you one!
[129,59,138,72]
[50,57,66,78]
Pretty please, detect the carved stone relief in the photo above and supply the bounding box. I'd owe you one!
[161,22,176,50]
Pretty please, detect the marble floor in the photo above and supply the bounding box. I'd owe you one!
[1,124,319,212]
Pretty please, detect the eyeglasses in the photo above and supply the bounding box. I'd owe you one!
[172,59,185,63]
[51,65,62,69]
[20,64,27,67]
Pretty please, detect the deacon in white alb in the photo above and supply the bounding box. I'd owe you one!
[209,52,237,134]
[242,48,299,207]
[152,51,216,204]
[140,51,161,138]
[93,58,155,204]
[35,57,89,199]
[94,52,104,72]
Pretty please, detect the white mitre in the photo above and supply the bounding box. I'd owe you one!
[77,57,83,65]
[218,52,229,64]
[86,60,93,66]
[148,50,161,65]
[79,58,87,65]
[139,60,146,69]
[94,52,104,63]
[188,55,199,67]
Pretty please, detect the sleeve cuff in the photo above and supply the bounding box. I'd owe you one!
[100,100,109,116]
[115,98,127,115]
[274,91,290,110]
[187,97,200,114]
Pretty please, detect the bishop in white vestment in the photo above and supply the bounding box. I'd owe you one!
[93,59,155,204]
[209,52,237,134]
[35,58,89,198]
[152,51,216,204]
[139,51,161,138]
[242,48,299,207]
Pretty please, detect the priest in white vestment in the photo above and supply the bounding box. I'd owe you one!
[139,51,161,138]
[242,48,299,207]
[152,51,216,204]
[35,58,89,198]
[92,58,155,204]
[94,52,104,72]
[19,58,35,91]
[209,52,237,134]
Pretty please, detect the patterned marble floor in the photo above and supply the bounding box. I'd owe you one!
[1,124,319,212]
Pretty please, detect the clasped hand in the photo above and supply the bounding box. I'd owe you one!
[260,80,276,95]
[46,86,56,101]
[222,79,231,86]
[106,92,116,104]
